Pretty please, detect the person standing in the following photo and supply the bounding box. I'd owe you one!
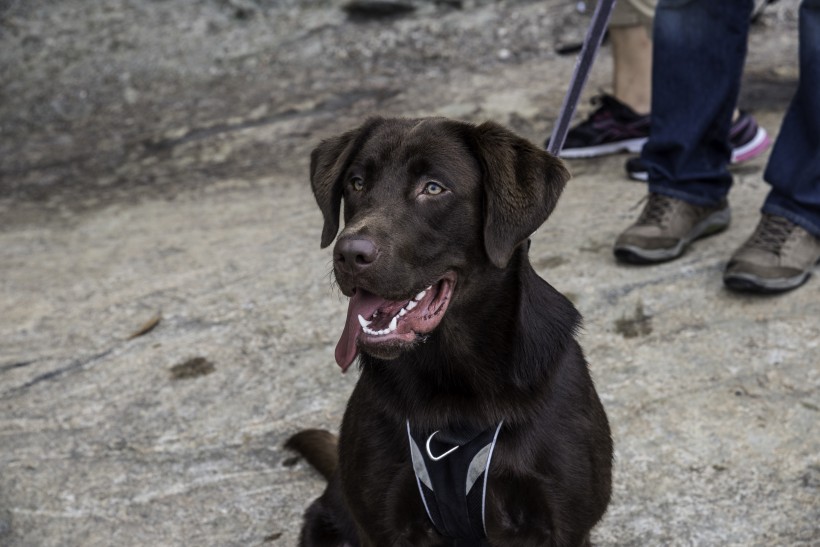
[613,0,820,293]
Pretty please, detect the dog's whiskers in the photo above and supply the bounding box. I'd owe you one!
[323,261,342,298]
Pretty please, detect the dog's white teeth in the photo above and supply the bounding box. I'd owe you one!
[388,316,398,332]
[399,308,407,317]
[358,314,372,328]
[363,323,395,337]
[414,290,426,301]
[406,300,417,311]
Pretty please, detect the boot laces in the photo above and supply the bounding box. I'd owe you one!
[748,214,795,255]
[636,193,675,227]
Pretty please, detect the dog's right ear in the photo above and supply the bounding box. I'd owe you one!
[310,117,383,248]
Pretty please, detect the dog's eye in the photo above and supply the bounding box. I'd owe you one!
[423,181,444,195]
[350,177,364,192]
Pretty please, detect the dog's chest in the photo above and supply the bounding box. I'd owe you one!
[406,421,503,542]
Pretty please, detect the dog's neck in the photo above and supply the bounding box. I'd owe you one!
[358,246,581,431]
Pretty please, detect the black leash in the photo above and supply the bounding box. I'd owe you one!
[547,0,618,156]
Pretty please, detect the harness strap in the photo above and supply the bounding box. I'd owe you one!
[407,420,503,544]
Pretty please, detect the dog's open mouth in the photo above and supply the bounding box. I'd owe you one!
[335,273,456,371]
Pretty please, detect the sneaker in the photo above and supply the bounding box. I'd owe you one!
[624,111,772,181]
[614,193,731,263]
[546,94,650,158]
[723,214,820,293]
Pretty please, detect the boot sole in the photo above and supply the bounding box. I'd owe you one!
[723,271,811,293]
[724,257,819,293]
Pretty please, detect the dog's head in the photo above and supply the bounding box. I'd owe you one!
[310,117,569,371]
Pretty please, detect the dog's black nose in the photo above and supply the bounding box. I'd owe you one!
[334,237,379,273]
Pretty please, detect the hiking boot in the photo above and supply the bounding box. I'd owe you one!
[624,111,772,181]
[546,94,650,158]
[723,214,820,293]
[614,193,731,264]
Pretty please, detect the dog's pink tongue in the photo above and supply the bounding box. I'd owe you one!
[335,289,383,372]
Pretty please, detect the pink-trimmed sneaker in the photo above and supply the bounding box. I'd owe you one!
[625,110,772,181]
[729,110,772,162]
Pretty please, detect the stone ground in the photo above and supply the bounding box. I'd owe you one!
[1,0,818,545]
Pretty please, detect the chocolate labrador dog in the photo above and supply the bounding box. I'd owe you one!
[287,117,612,547]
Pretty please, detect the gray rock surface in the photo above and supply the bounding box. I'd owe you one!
[1,0,817,545]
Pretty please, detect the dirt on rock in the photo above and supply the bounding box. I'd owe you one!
[1,0,589,224]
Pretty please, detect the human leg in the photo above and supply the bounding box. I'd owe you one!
[610,24,652,114]
[760,0,820,237]
[609,0,655,113]
[724,0,820,292]
[614,0,756,263]
[642,0,755,205]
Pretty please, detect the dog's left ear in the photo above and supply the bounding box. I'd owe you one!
[472,121,570,268]
[310,117,383,248]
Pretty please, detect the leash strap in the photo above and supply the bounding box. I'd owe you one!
[547,0,619,156]
[407,420,503,544]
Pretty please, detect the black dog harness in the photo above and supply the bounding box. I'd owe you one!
[406,420,503,545]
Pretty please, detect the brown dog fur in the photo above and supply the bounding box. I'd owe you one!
[288,117,612,546]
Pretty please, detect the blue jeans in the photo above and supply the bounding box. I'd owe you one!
[642,0,820,237]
